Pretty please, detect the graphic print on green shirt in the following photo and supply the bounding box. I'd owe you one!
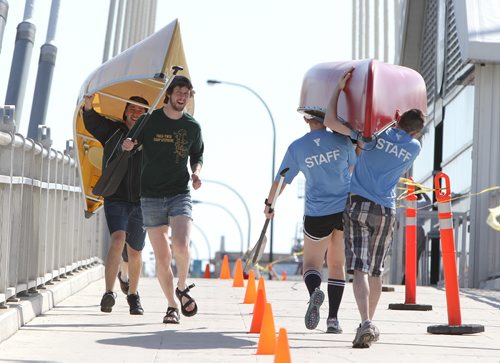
[130,109,204,198]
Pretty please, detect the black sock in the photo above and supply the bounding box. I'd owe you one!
[327,279,345,319]
[303,270,322,296]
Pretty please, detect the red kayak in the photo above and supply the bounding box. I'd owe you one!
[298,59,427,136]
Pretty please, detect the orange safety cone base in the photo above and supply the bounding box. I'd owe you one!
[427,323,485,335]
[388,302,432,311]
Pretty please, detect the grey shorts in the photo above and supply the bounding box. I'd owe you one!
[344,198,395,277]
[140,193,192,228]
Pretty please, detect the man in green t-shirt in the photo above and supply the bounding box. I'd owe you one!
[123,75,204,324]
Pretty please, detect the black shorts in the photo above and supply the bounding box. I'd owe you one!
[303,212,344,241]
[104,200,146,252]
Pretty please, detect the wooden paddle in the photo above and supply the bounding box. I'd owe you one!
[243,167,289,274]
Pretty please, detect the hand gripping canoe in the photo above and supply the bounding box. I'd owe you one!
[243,167,289,274]
[92,66,183,198]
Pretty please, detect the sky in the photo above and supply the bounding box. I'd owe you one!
[0,0,356,265]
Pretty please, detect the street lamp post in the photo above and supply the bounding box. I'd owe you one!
[192,199,245,254]
[205,179,252,251]
[206,79,277,262]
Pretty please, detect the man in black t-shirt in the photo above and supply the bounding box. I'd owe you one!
[123,76,204,324]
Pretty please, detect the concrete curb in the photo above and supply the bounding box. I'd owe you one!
[0,264,104,344]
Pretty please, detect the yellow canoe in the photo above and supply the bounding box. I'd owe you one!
[73,19,193,214]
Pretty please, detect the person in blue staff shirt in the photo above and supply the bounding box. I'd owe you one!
[264,111,356,334]
[324,68,425,348]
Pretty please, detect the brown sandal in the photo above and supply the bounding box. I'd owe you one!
[163,307,180,324]
[175,283,198,317]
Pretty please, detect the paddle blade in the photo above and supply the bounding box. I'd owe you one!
[244,235,268,274]
[92,152,130,197]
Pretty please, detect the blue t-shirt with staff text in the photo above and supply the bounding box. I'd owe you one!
[277,128,356,216]
[350,127,421,209]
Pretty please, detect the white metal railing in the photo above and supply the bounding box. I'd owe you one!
[389,209,471,288]
[0,130,107,306]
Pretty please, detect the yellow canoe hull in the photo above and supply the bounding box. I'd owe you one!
[74,19,193,213]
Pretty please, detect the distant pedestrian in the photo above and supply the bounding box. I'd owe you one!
[324,69,425,348]
[264,111,356,333]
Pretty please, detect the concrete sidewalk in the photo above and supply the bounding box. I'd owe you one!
[0,266,499,362]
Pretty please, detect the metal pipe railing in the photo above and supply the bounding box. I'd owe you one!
[0,129,106,306]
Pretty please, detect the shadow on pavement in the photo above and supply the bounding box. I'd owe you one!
[96,329,255,350]
[460,288,500,309]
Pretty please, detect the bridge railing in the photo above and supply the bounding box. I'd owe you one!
[389,209,471,287]
[0,129,106,306]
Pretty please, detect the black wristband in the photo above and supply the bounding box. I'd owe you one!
[264,198,272,207]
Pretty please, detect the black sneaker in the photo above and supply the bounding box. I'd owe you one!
[100,291,116,313]
[117,271,129,295]
[127,292,144,315]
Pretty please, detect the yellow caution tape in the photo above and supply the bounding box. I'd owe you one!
[397,178,500,231]
[254,250,304,279]
[253,182,500,277]
[396,178,434,201]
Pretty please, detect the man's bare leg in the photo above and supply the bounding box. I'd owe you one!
[170,215,195,312]
[105,231,126,292]
[368,275,382,320]
[352,270,370,322]
[127,245,142,295]
[147,225,177,308]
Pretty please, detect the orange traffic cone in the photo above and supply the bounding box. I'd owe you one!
[274,328,291,363]
[281,271,287,281]
[249,287,267,333]
[232,258,244,287]
[256,303,276,355]
[219,255,231,279]
[203,263,211,278]
[257,276,267,302]
[243,270,257,304]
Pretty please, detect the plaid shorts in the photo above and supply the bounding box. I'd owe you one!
[344,197,395,277]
